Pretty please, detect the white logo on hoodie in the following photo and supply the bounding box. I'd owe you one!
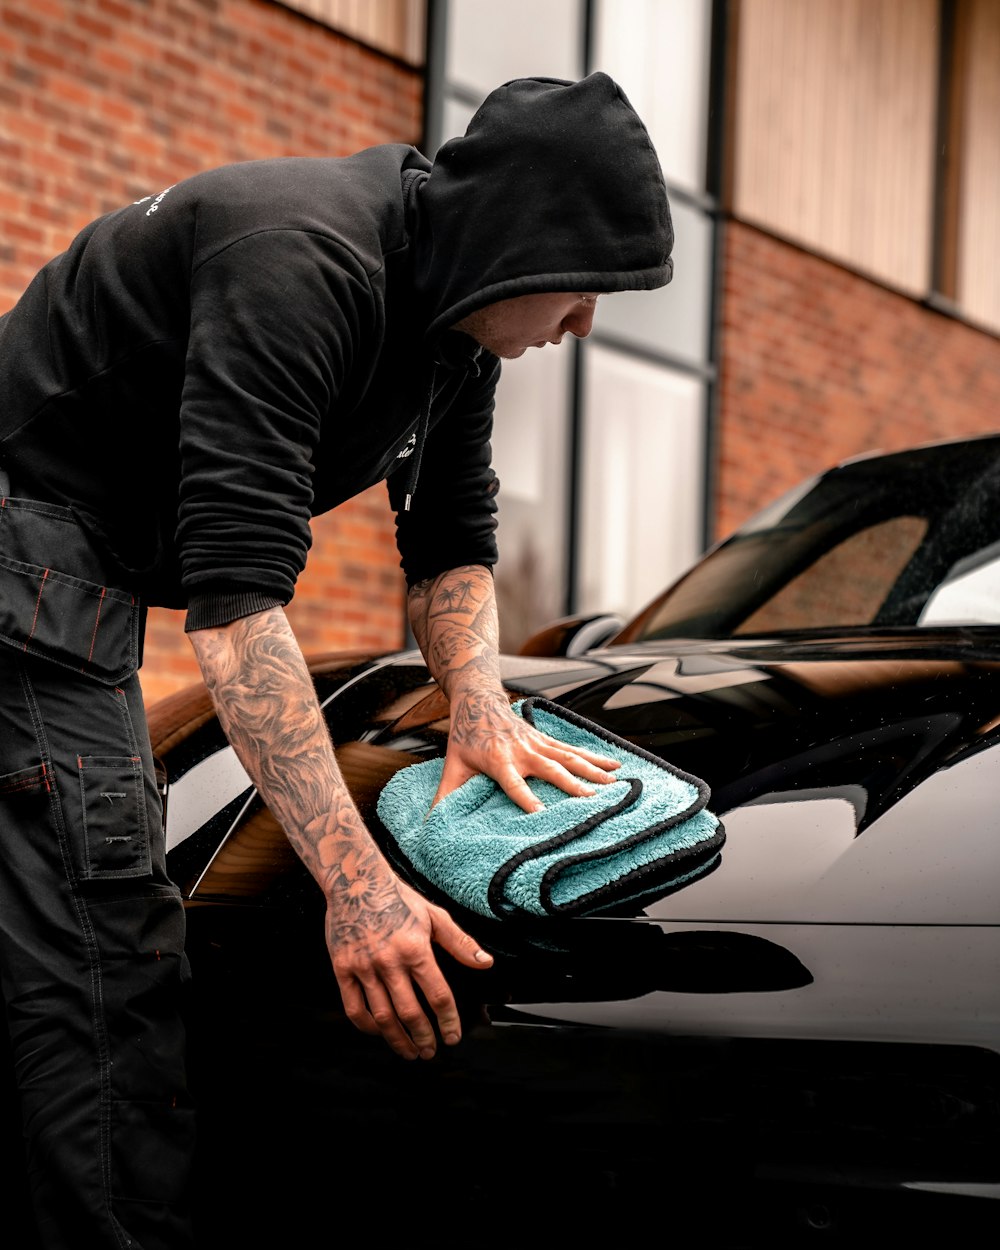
[135,185,175,217]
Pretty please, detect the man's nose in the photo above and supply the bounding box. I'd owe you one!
[563,303,596,339]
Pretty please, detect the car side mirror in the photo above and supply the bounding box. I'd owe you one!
[517,613,624,658]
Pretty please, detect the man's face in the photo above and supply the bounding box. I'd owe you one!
[452,292,600,359]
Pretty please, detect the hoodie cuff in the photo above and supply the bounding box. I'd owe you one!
[184,591,286,632]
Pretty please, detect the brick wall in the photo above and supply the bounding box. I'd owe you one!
[0,0,423,704]
[716,222,1000,540]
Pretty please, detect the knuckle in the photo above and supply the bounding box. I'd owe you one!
[344,1003,377,1033]
[333,953,362,977]
[369,1004,397,1030]
[343,1000,365,1024]
[394,933,431,966]
[396,1004,427,1031]
[424,985,453,1013]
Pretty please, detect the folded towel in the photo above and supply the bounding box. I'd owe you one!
[375,696,725,920]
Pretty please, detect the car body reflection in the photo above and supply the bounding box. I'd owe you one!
[147,436,1000,1244]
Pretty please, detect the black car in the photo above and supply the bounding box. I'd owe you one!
[148,434,1000,1244]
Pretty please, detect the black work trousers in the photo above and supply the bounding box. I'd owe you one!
[0,490,195,1249]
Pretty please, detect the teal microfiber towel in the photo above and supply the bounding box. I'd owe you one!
[375,696,725,919]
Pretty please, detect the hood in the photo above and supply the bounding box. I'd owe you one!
[413,72,674,342]
[155,635,1000,928]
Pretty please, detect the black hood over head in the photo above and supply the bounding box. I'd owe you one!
[414,72,674,342]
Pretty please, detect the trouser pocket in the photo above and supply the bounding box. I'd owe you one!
[0,496,140,683]
[79,755,152,878]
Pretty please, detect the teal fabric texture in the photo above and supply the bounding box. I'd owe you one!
[375,697,725,919]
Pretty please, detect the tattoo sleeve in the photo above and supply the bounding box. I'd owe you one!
[187,607,408,938]
[407,564,512,744]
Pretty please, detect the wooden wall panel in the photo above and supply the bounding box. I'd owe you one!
[733,0,938,296]
[280,0,426,64]
[957,0,1000,332]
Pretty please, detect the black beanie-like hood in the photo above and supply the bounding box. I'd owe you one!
[413,71,674,343]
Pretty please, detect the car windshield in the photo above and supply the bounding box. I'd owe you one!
[619,436,1000,643]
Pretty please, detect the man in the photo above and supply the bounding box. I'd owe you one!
[0,72,673,1247]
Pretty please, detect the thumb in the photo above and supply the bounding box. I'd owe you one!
[430,906,494,970]
[431,753,475,808]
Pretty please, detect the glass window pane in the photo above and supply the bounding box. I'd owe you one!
[920,543,1000,627]
[490,350,573,649]
[591,0,712,194]
[445,0,583,97]
[578,345,706,619]
[440,97,475,145]
[595,197,712,364]
[734,516,929,634]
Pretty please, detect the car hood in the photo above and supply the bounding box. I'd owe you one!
[154,630,1000,930]
[354,632,1000,928]
[152,630,1000,1054]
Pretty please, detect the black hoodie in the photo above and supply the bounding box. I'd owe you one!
[0,72,673,631]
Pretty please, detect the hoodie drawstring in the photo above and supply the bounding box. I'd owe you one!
[403,364,435,511]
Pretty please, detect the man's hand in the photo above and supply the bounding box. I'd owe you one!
[322,855,492,1059]
[433,686,619,812]
[188,606,493,1061]
[407,565,620,812]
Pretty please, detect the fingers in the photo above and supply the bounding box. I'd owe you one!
[430,752,476,809]
[526,729,620,775]
[535,741,620,786]
[338,952,478,1061]
[561,742,622,772]
[436,720,621,813]
[338,973,423,1062]
[429,905,495,970]
[336,955,454,1061]
[495,768,547,813]
[491,734,622,810]
[330,888,493,1062]
[338,971,432,1061]
[494,759,591,811]
[371,972,444,1060]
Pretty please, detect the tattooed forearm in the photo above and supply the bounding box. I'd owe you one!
[448,687,518,747]
[428,575,477,617]
[407,564,504,702]
[429,638,497,687]
[188,607,402,929]
[190,612,331,799]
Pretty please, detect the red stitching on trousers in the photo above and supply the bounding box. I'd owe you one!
[25,568,49,648]
[0,770,48,796]
[87,586,107,663]
[0,762,50,796]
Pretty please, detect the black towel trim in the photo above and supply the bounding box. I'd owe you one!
[487,777,644,918]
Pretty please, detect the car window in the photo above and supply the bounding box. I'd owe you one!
[919,541,1000,626]
[617,437,1000,642]
[733,516,928,635]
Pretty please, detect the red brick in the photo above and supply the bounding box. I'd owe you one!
[716,222,1000,538]
[0,0,422,701]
